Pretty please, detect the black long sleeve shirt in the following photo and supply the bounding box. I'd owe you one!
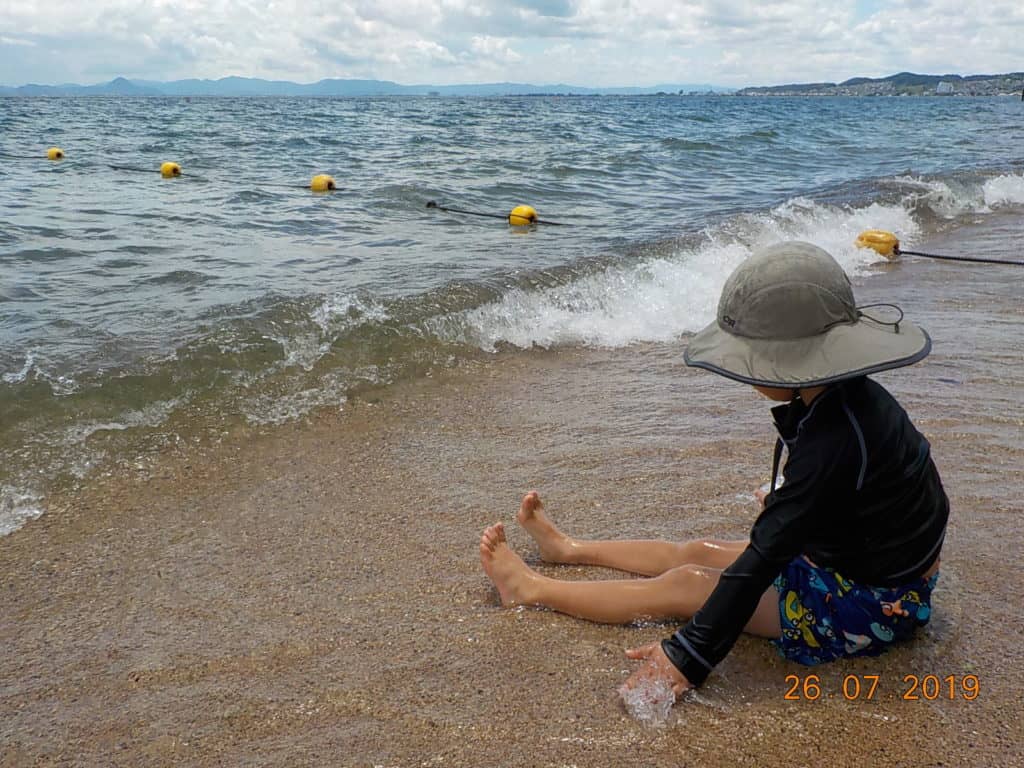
[662,377,949,686]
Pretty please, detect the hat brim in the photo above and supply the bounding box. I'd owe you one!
[683,318,931,387]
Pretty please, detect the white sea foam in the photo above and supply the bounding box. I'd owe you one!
[440,196,918,352]
[2,350,36,384]
[271,293,390,373]
[983,173,1024,207]
[1,349,78,395]
[887,176,985,218]
[0,397,189,536]
[63,397,186,444]
[619,678,676,725]
[0,485,44,537]
[272,332,331,372]
[886,172,1024,218]
[738,196,920,267]
[443,243,746,351]
[243,380,349,426]
[311,293,390,335]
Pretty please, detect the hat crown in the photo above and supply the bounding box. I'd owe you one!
[718,242,857,340]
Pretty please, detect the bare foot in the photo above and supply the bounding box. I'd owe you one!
[479,522,542,608]
[516,491,576,563]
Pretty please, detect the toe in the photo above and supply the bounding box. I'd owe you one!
[520,492,541,518]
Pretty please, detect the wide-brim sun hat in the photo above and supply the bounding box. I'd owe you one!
[684,241,931,387]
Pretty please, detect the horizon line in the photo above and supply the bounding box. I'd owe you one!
[4,69,1020,92]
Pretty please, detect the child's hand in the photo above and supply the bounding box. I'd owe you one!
[621,642,693,698]
[754,487,768,509]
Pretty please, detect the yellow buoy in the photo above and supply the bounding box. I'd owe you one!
[161,161,182,178]
[311,174,336,192]
[508,204,537,226]
[47,147,65,160]
[855,230,900,260]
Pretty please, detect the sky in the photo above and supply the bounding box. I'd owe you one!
[1,1,1021,88]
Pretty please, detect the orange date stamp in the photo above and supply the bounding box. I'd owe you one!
[783,673,980,701]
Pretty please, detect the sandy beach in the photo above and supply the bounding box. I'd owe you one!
[2,221,1023,767]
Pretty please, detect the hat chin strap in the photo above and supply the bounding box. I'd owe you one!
[771,437,784,494]
[857,303,904,333]
[769,390,805,493]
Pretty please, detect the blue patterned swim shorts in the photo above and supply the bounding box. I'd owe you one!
[772,557,938,666]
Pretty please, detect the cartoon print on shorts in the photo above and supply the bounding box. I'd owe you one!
[783,590,821,649]
[843,631,872,654]
[773,558,938,666]
[816,614,836,641]
[832,571,856,596]
[805,568,830,594]
[881,599,910,618]
[870,622,895,642]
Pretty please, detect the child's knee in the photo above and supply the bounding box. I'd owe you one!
[664,562,713,588]
[678,540,705,561]
[678,539,722,565]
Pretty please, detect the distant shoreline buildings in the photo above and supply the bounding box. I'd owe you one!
[735,72,1024,98]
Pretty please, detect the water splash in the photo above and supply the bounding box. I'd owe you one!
[619,678,676,725]
[886,172,1024,218]
[1,349,79,395]
[983,173,1024,207]
[0,485,44,537]
[2,350,36,384]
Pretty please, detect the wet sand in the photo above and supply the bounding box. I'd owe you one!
[2,222,1023,767]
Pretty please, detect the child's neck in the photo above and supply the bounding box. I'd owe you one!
[755,384,829,404]
[798,386,827,404]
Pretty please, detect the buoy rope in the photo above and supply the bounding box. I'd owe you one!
[266,183,320,191]
[5,156,307,189]
[895,247,1024,267]
[2,155,1018,245]
[108,164,164,173]
[107,164,210,182]
[426,200,565,226]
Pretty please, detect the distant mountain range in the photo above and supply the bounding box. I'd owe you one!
[0,76,724,97]
[7,72,1019,99]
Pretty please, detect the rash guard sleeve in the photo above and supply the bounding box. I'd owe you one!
[662,415,858,687]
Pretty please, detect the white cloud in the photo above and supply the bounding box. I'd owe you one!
[0,0,1021,87]
[469,35,522,65]
[0,36,36,47]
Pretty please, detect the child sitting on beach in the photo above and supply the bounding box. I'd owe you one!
[479,241,949,696]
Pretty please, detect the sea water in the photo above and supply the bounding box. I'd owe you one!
[2,94,1024,533]
[620,678,677,725]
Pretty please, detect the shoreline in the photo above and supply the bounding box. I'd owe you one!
[2,224,1023,766]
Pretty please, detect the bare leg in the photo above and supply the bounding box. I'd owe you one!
[480,522,781,638]
[517,491,748,577]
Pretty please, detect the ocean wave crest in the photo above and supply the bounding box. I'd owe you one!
[887,171,1024,218]
[983,173,1024,207]
[436,195,918,352]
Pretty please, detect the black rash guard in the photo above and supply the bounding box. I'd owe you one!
[662,376,949,687]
